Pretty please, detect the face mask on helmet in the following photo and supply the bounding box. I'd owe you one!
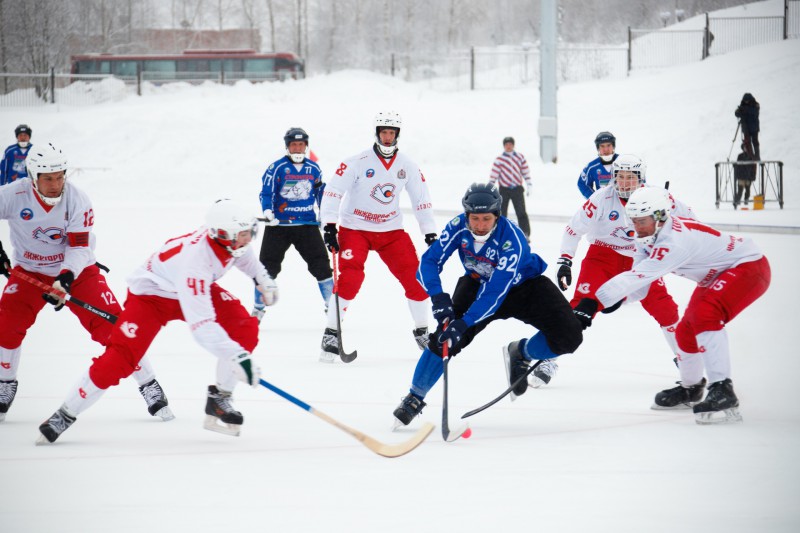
[612,154,646,199]
[625,187,670,246]
[205,199,259,258]
[462,182,502,243]
[594,131,616,163]
[26,142,68,207]
[374,111,402,157]
[284,127,309,163]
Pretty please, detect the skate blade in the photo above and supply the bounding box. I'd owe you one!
[695,407,743,425]
[391,417,409,432]
[502,346,517,402]
[0,412,6,422]
[651,402,695,411]
[318,351,338,364]
[35,433,53,446]
[155,406,176,421]
[203,415,241,436]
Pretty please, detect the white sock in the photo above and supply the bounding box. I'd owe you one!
[407,298,430,329]
[697,330,731,383]
[62,370,106,416]
[677,350,705,386]
[131,355,156,386]
[660,322,680,357]
[325,296,351,329]
[0,346,21,380]
[216,356,240,392]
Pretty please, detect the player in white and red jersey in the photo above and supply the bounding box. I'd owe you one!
[586,187,770,424]
[317,111,437,362]
[0,142,171,423]
[37,200,279,443]
[548,155,696,388]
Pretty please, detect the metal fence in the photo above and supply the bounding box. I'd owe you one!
[715,160,784,209]
[0,72,129,107]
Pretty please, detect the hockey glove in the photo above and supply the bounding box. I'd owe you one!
[437,318,468,350]
[573,298,598,330]
[0,240,10,278]
[601,299,624,314]
[262,209,280,227]
[424,233,438,247]
[430,292,455,328]
[323,223,339,253]
[232,352,261,387]
[43,270,75,311]
[254,273,279,307]
[556,256,572,291]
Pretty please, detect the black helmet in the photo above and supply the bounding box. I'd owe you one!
[15,124,32,137]
[502,136,515,145]
[594,131,615,149]
[283,127,309,147]
[462,182,502,216]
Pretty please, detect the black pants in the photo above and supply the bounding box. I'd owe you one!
[743,130,760,161]
[427,275,583,358]
[734,179,754,205]
[499,186,530,237]
[258,225,332,281]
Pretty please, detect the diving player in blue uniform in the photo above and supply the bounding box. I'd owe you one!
[392,183,584,426]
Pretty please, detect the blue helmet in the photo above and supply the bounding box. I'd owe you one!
[462,182,502,216]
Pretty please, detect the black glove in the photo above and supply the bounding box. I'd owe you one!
[437,318,468,351]
[601,299,624,314]
[424,233,438,247]
[573,298,598,330]
[430,292,455,328]
[0,240,10,278]
[323,223,339,252]
[556,256,572,291]
[43,271,75,311]
[735,106,742,118]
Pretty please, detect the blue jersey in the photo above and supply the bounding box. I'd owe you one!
[417,214,547,327]
[1,143,31,186]
[259,156,324,226]
[577,154,616,199]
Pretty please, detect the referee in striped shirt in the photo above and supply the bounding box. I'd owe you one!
[488,136,532,240]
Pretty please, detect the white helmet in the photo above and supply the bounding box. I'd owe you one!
[26,142,68,206]
[374,111,402,157]
[625,187,671,246]
[205,199,258,258]
[612,154,646,199]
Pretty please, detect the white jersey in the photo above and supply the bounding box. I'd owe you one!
[0,178,96,277]
[560,185,696,259]
[596,217,764,307]
[320,147,436,234]
[127,228,270,360]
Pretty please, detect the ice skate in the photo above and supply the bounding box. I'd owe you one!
[0,379,19,422]
[412,327,429,350]
[693,379,742,425]
[503,340,530,400]
[319,327,339,363]
[529,359,558,389]
[652,378,707,410]
[138,378,175,421]
[204,385,243,436]
[392,392,426,429]
[37,406,77,445]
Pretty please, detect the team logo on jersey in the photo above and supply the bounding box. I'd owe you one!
[577,283,591,294]
[32,226,66,244]
[451,216,460,225]
[341,249,354,260]
[366,169,375,178]
[397,169,406,180]
[3,283,19,295]
[20,208,33,221]
[501,240,512,251]
[609,210,620,221]
[370,183,396,204]
[280,179,312,201]
[120,321,139,339]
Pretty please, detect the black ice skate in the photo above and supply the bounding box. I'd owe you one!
[503,340,531,400]
[651,378,707,410]
[412,327,430,350]
[529,359,559,389]
[693,379,742,425]
[36,406,77,445]
[204,385,244,436]
[138,378,175,421]
[319,327,339,363]
[0,379,19,422]
[392,392,426,429]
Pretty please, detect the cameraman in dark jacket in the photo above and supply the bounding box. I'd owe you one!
[735,93,760,160]
[733,143,756,209]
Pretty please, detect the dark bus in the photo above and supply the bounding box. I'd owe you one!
[70,49,304,83]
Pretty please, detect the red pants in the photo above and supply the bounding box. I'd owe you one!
[675,256,771,353]
[571,244,679,327]
[89,284,258,389]
[0,265,120,349]
[336,227,427,301]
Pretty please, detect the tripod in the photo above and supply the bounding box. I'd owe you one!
[727,120,741,161]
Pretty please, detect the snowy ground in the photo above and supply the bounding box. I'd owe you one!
[2,3,799,531]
